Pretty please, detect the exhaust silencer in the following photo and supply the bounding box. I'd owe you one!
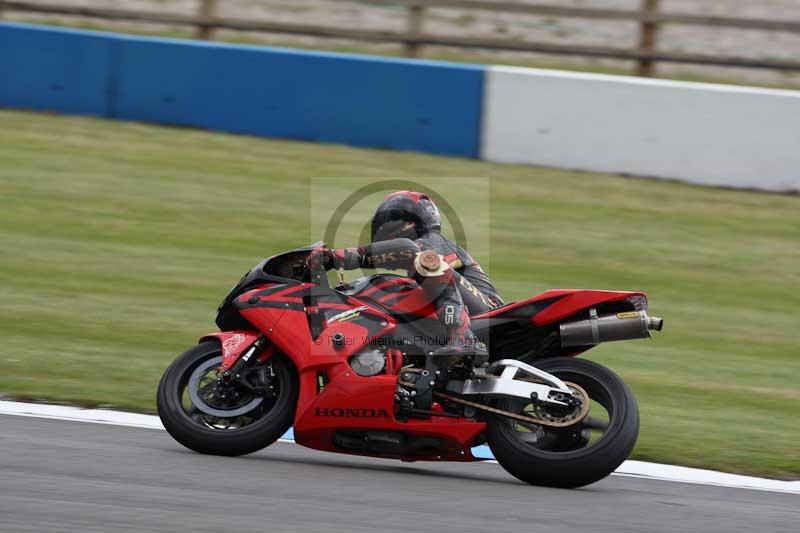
[560,309,664,347]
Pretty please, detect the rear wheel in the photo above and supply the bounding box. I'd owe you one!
[157,340,297,456]
[486,357,638,488]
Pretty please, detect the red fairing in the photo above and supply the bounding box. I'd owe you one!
[220,279,486,461]
[293,308,396,419]
[293,372,486,461]
[236,285,314,361]
[291,321,486,460]
[205,271,647,462]
[200,330,261,370]
[380,288,438,318]
[366,277,439,318]
[531,289,645,326]
[473,289,645,325]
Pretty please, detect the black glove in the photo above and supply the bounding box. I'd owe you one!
[306,246,334,271]
[307,246,362,271]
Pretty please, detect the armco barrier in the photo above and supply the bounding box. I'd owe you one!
[481,66,800,192]
[0,23,483,158]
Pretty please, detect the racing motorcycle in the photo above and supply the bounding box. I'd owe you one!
[157,243,663,488]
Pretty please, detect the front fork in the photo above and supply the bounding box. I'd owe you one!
[200,332,276,394]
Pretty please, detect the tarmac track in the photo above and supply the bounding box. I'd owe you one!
[0,414,797,533]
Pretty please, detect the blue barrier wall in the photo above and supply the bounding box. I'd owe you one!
[0,24,114,116]
[0,23,483,158]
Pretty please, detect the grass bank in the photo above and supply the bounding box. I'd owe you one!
[0,110,797,477]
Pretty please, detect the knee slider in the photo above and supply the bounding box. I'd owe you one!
[414,250,449,277]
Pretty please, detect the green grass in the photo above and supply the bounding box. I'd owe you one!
[0,109,798,478]
[9,17,800,91]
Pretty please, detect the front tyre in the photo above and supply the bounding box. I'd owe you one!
[486,357,638,488]
[157,340,297,456]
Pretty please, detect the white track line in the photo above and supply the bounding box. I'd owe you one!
[1,400,797,494]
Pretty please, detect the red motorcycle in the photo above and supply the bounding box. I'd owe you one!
[157,243,663,488]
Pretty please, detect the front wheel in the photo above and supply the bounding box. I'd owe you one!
[486,357,639,488]
[156,340,298,456]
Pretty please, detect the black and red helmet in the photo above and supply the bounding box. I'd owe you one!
[370,191,442,242]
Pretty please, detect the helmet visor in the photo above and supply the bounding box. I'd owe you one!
[371,218,418,242]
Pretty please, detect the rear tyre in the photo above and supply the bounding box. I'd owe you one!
[486,357,638,488]
[157,340,297,456]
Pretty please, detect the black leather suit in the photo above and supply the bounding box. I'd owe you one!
[334,231,503,351]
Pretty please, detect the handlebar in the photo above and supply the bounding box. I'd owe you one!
[306,260,331,289]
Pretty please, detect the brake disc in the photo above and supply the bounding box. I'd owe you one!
[188,356,263,418]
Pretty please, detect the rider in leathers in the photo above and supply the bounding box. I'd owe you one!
[312,191,503,361]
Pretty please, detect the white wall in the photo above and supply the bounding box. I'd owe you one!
[481,67,800,192]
